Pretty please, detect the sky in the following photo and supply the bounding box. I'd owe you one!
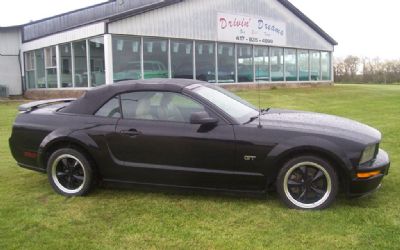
[0,0,399,59]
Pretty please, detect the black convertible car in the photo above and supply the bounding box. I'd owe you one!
[9,79,390,209]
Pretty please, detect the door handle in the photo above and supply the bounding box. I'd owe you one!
[120,129,141,137]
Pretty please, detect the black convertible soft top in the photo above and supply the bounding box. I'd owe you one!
[61,78,203,115]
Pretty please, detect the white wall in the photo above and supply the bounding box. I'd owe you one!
[108,0,334,51]
[0,28,22,95]
[21,22,105,52]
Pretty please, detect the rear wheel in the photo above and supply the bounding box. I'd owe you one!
[276,155,338,210]
[47,148,94,196]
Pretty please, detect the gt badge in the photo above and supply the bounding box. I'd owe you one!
[244,155,257,161]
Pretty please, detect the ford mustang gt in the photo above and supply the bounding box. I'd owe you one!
[9,79,390,209]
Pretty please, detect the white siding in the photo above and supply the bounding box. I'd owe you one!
[109,0,333,51]
[0,28,22,95]
[21,22,105,52]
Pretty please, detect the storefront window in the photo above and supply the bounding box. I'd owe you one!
[311,51,321,81]
[73,40,88,87]
[143,37,169,79]
[217,43,235,83]
[171,40,193,79]
[270,47,284,81]
[113,36,141,82]
[321,52,331,80]
[195,41,216,83]
[25,52,36,89]
[285,48,297,81]
[60,44,73,88]
[237,45,253,82]
[45,46,57,88]
[35,49,46,88]
[254,46,269,82]
[89,37,105,87]
[298,50,309,81]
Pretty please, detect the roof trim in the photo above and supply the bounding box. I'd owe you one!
[277,0,338,45]
[23,0,112,26]
[0,25,22,30]
[108,0,183,22]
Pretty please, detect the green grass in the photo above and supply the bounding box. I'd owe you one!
[0,84,399,249]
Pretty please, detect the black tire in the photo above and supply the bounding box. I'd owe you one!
[47,148,94,196]
[276,155,338,210]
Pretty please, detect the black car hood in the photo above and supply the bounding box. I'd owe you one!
[257,108,381,143]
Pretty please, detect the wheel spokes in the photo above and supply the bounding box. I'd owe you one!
[288,179,303,186]
[310,186,325,196]
[72,175,84,182]
[54,155,85,191]
[312,170,324,182]
[61,158,69,168]
[286,164,329,205]
[298,188,307,201]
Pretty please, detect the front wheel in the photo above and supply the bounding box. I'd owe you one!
[47,148,94,196]
[276,155,338,210]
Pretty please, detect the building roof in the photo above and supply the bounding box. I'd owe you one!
[16,0,336,45]
[22,0,183,42]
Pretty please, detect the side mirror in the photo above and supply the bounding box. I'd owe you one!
[190,111,218,125]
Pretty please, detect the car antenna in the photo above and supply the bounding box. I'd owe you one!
[257,63,262,129]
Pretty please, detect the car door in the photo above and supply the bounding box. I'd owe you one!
[105,90,249,190]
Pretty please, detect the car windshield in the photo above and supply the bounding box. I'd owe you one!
[190,85,259,123]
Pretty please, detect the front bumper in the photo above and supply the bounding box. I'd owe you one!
[347,149,390,197]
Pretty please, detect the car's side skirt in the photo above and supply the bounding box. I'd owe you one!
[102,178,268,196]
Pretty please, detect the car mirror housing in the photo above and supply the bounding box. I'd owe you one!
[190,111,218,125]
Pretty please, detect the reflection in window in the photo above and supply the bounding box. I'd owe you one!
[321,52,331,80]
[73,41,88,87]
[195,41,215,83]
[120,91,204,122]
[95,96,121,118]
[237,45,253,82]
[60,44,73,88]
[35,49,46,88]
[89,37,105,87]
[143,38,169,79]
[254,46,270,82]
[270,47,284,81]
[45,46,57,88]
[113,36,141,82]
[285,48,297,81]
[298,50,309,81]
[171,40,193,79]
[25,52,36,89]
[311,51,321,81]
[217,43,235,83]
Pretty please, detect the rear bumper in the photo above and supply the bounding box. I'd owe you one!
[347,149,390,197]
[18,163,46,173]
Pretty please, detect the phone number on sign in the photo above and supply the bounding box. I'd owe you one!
[236,36,274,44]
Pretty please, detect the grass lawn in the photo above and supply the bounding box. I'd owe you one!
[0,84,399,249]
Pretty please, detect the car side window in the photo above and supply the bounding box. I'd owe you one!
[95,96,121,118]
[120,91,206,122]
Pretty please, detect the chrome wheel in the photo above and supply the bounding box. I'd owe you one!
[283,161,332,209]
[51,154,86,194]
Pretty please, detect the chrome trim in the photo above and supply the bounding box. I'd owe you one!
[283,161,332,209]
[51,154,86,194]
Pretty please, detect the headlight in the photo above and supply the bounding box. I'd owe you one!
[360,144,377,164]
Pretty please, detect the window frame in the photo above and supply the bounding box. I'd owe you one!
[94,95,123,119]
[94,90,221,124]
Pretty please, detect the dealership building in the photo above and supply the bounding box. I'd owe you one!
[0,0,337,97]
